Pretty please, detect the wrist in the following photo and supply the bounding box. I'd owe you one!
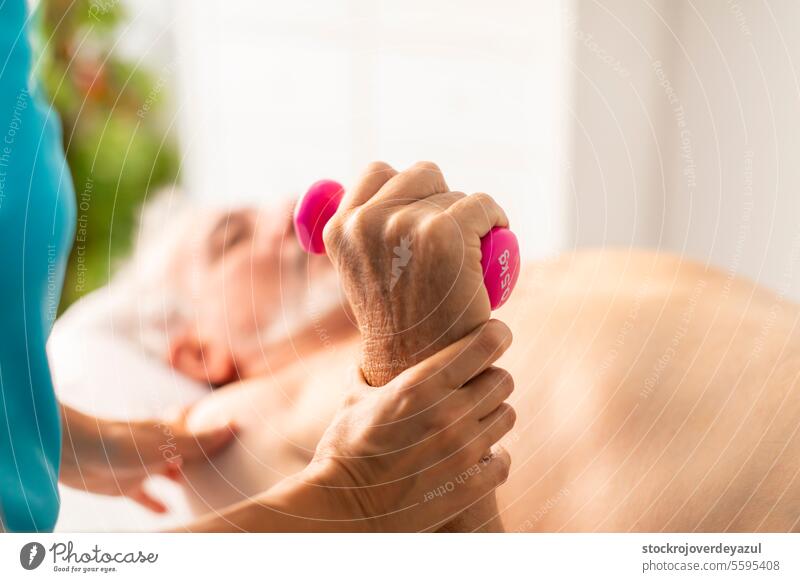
[60,406,103,479]
[359,317,485,386]
[291,459,376,532]
[223,460,374,533]
[359,334,411,386]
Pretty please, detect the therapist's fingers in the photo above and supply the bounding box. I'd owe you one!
[474,403,517,453]
[129,485,168,514]
[340,161,397,210]
[395,320,512,395]
[471,446,512,494]
[458,366,515,420]
[163,458,185,483]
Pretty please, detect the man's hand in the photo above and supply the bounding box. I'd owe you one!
[60,405,236,513]
[322,161,509,386]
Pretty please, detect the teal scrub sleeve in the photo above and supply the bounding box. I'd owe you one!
[0,0,77,532]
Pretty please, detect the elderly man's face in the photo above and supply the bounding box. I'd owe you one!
[167,201,328,383]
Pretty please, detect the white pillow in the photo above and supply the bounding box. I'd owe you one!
[48,286,208,532]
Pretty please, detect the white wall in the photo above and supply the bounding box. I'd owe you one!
[569,0,800,300]
[126,0,800,298]
[172,0,568,259]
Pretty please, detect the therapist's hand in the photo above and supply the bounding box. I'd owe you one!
[305,319,516,532]
[60,405,236,512]
[188,319,514,533]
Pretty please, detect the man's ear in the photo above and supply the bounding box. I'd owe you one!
[168,332,236,385]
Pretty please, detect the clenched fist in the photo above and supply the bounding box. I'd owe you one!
[322,161,510,386]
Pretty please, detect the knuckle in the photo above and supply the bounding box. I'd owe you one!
[412,160,443,176]
[343,389,361,408]
[494,368,515,394]
[488,366,512,387]
[351,420,377,446]
[472,449,510,489]
[435,405,462,429]
[393,368,430,400]
[476,321,511,357]
[364,161,394,176]
[394,366,427,392]
[429,211,459,234]
[391,385,420,418]
[342,207,379,244]
[429,191,465,212]
[424,366,456,397]
[479,369,514,404]
[500,403,517,430]
[470,192,498,209]
[414,219,458,260]
[321,219,342,251]
[480,405,516,447]
[344,207,366,234]
[490,320,513,349]
[405,161,446,192]
[451,446,474,469]
[383,210,412,239]
[393,366,419,389]
[492,454,511,486]
[424,218,458,249]
[475,330,499,359]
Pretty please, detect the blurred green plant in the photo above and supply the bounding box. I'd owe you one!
[41,0,180,311]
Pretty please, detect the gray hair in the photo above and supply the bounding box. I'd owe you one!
[109,187,198,360]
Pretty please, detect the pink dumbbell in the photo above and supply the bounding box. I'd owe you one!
[293,179,521,309]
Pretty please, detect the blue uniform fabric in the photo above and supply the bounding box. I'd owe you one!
[0,0,76,531]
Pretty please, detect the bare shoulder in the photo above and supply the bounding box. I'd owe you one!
[519,248,793,306]
[527,248,712,280]
[185,372,301,432]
